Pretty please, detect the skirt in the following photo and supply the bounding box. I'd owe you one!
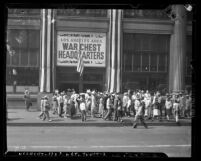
[99,104,104,114]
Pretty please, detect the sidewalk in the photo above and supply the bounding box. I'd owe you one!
[7,109,192,127]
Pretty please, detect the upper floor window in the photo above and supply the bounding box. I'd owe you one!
[57,9,108,17]
[8,9,41,15]
[7,29,40,67]
[123,9,169,19]
[123,33,169,72]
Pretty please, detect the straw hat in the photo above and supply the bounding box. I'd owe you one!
[86,89,91,93]
[44,95,48,99]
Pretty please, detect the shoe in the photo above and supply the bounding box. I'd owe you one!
[64,116,67,118]
[48,120,52,122]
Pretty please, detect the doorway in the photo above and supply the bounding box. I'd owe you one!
[83,83,102,92]
[58,83,79,93]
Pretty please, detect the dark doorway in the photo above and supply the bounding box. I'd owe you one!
[83,83,102,92]
[58,83,79,93]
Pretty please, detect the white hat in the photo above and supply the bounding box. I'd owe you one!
[86,89,91,93]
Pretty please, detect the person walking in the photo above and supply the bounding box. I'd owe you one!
[144,91,152,120]
[69,97,76,119]
[185,95,191,118]
[52,94,58,115]
[126,97,132,117]
[117,96,123,122]
[122,92,129,117]
[152,92,160,121]
[37,96,45,119]
[165,96,172,121]
[57,92,65,117]
[24,89,32,111]
[113,94,118,121]
[104,95,113,120]
[98,95,104,118]
[132,96,148,129]
[63,95,69,118]
[173,96,180,125]
[79,95,87,122]
[43,95,52,122]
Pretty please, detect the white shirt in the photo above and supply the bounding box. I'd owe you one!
[80,102,86,111]
[123,95,129,107]
[134,99,141,111]
[127,99,131,108]
[165,100,172,109]
[106,98,112,109]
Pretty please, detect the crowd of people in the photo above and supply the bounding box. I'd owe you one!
[34,88,192,127]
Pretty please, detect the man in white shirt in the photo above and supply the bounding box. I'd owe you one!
[123,92,129,117]
[133,96,148,129]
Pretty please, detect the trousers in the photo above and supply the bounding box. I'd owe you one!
[133,115,148,128]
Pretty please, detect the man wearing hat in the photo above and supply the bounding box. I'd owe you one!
[37,96,45,119]
[24,89,32,111]
[58,92,65,117]
[79,94,87,122]
[123,92,129,117]
[43,95,52,122]
[133,95,148,129]
[104,94,113,120]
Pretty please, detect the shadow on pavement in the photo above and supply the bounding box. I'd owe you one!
[7,118,23,121]
[8,111,17,113]
[51,119,64,122]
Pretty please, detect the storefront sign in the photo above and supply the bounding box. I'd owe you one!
[57,31,106,67]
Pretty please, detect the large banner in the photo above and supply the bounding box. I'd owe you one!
[57,31,106,67]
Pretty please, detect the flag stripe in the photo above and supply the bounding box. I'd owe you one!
[77,51,84,76]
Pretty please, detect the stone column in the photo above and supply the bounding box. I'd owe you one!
[107,9,122,93]
[169,5,187,92]
[39,9,46,93]
[46,9,52,93]
[39,9,53,93]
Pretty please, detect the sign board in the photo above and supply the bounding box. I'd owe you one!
[57,31,106,67]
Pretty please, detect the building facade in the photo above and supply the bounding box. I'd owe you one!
[6,6,192,94]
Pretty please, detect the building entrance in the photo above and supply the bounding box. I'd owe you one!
[58,83,79,93]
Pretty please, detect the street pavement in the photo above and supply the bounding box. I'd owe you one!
[7,109,192,127]
[7,126,191,157]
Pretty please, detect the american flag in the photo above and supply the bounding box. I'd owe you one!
[76,52,84,76]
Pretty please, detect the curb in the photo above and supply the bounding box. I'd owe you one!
[7,122,191,127]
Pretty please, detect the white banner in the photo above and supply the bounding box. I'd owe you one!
[57,31,106,67]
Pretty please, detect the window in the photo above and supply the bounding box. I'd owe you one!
[133,54,141,71]
[142,53,149,71]
[57,9,107,17]
[158,55,166,71]
[124,54,132,71]
[123,33,169,73]
[150,54,157,71]
[6,29,40,86]
[83,74,103,82]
